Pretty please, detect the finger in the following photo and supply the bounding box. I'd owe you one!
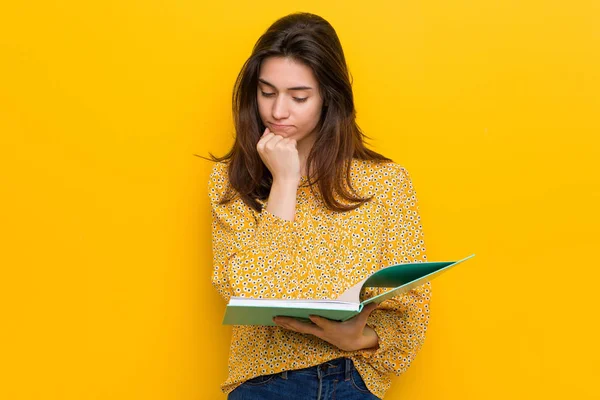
[257,131,276,150]
[308,315,334,330]
[273,316,300,329]
[264,135,284,151]
[273,317,294,331]
[355,303,380,325]
[363,302,380,316]
[280,138,297,149]
[293,319,323,335]
[279,322,297,332]
[258,131,274,143]
[277,317,321,335]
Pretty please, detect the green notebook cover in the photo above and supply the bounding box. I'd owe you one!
[222,254,475,326]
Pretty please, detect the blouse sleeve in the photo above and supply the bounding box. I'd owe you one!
[357,165,432,376]
[207,162,301,303]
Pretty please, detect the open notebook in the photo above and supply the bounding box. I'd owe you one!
[222,254,475,325]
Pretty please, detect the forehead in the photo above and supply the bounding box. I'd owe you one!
[258,57,318,89]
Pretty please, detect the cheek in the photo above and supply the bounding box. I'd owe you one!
[302,103,323,126]
[256,98,269,119]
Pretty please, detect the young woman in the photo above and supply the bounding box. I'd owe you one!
[206,12,431,400]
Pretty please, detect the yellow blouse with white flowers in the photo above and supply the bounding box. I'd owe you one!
[208,158,431,399]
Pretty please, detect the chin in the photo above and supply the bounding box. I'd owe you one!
[272,129,294,136]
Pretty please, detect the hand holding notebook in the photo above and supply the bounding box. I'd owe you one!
[222,254,475,326]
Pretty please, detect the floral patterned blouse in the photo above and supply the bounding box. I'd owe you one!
[208,158,431,399]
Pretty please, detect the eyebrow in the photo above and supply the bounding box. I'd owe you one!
[258,78,313,91]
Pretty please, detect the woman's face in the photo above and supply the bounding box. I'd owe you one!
[257,56,324,145]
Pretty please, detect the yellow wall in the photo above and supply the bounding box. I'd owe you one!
[1,1,598,399]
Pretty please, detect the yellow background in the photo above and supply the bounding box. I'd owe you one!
[1,1,598,399]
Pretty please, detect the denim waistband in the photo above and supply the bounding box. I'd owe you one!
[279,357,353,381]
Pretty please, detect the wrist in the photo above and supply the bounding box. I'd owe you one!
[272,177,300,188]
[267,179,299,222]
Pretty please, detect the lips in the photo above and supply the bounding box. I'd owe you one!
[270,123,292,128]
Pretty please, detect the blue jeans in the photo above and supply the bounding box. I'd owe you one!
[227,357,381,400]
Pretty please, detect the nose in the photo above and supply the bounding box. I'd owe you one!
[271,95,289,120]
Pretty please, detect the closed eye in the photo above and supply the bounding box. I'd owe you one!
[260,91,308,103]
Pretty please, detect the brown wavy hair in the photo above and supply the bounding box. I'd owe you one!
[196,12,392,212]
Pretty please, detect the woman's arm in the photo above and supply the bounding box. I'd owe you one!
[210,128,310,302]
[208,162,303,302]
[357,165,431,376]
[272,164,429,358]
[266,178,299,221]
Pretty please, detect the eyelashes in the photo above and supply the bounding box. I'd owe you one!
[260,91,308,103]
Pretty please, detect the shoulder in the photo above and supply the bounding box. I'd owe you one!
[207,161,231,204]
[209,160,229,181]
[349,158,414,198]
